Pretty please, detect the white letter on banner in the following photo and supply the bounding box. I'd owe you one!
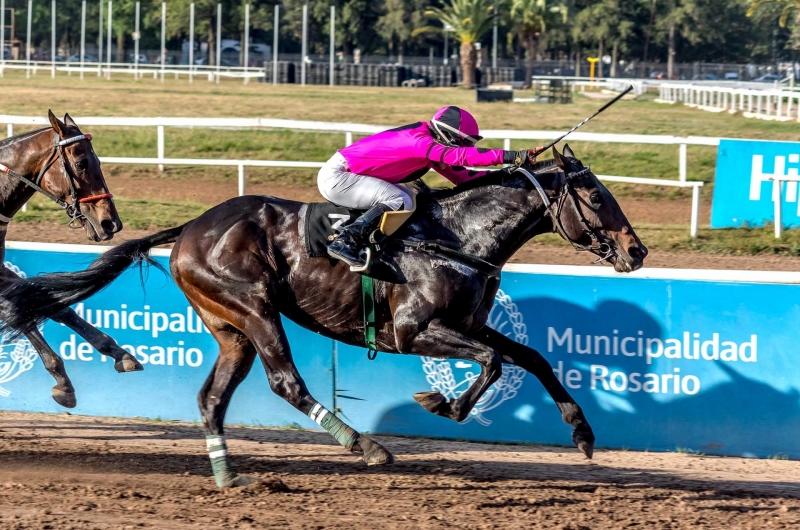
[152,313,169,338]
[750,155,786,201]
[548,327,572,353]
[590,365,609,390]
[740,335,758,362]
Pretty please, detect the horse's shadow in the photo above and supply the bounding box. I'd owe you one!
[367,297,800,459]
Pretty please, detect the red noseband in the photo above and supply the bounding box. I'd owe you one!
[77,193,113,204]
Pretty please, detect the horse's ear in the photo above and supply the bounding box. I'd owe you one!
[48,110,66,135]
[552,146,568,170]
[63,113,77,128]
[563,143,575,159]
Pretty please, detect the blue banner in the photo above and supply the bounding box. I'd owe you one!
[712,138,800,228]
[2,246,799,459]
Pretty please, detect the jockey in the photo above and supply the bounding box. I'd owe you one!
[318,105,539,268]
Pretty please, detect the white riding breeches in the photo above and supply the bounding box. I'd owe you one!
[317,152,413,211]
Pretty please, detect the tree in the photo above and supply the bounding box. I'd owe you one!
[377,0,433,62]
[748,0,800,49]
[416,0,497,88]
[510,0,567,87]
[573,0,635,78]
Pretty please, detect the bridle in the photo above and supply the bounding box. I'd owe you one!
[0,130,113,227]
[515,165,616,264]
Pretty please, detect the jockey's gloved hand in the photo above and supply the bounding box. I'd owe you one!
[503,147,544,167]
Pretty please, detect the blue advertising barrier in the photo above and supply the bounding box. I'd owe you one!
[2,243,800,459]
[712,138,800,228]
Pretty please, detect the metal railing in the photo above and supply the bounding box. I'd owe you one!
[0,59,264,83]
[656,83,800,122]
[0,114,711,237]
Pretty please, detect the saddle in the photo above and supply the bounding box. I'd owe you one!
[303,194,417,262]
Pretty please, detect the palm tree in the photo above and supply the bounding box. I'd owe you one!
[415,0,496,88]
[748,0,800,51]
[509,0,567,88]
[747,0,800,28]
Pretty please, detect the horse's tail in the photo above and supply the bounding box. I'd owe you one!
[0,223,188,336]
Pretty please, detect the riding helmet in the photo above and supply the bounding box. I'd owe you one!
[430,106,483,147]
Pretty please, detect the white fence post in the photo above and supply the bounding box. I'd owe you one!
[244,3,250,84]
[6,124,12,138]
[329,5,335,87]
[106,1,112,79]
[272,4,278,85]
[301,4,308,86]
[345,131,353,147]
[157,125,165,172]
[189,3,194,84]
[51,0,56,78]
[215,3,221,84]
[238,164,245,196]
[25,0,32,79]
[504,138,511,150]
[679,143,687,182]
[98,0,103,77]
[774,179,783,239]
[134,1,140,80]
[80,0,86,79]
[1,0,5,78]
[160,2,166,83]
[690,185,700,238]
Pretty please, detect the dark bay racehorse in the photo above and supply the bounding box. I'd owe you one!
[0,145,647,487]
[0,111,141,408]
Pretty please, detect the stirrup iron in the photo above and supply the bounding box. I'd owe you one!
[349,247,373,273]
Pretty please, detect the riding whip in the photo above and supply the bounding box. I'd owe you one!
[531,85,634,158]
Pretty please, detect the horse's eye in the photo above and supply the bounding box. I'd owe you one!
[76,159,88,171]
[590,194,602,206]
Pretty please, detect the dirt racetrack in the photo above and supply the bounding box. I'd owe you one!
[0,412,798,529]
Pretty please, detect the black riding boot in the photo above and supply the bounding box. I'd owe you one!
[327,204,392,268]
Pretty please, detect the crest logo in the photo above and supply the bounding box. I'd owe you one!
[0,261,39,397]
[421,289,527,426]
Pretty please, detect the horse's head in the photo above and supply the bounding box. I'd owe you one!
[45,110,122,242]
[546,144,647,273]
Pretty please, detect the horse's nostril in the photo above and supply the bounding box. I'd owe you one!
[628,246,646,261]
[100,219,116,234]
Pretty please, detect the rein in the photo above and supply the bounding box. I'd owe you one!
[0,131,113,227]
[515,166,615,264]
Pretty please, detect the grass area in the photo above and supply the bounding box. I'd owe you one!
[2,70,797,193]
[22,194,800,257]
[2,71,800,256]
[535,222,800,257]
[17,195,210,230]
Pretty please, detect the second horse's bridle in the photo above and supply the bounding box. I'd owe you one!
[0,130,113,227]
[515,166,616,264]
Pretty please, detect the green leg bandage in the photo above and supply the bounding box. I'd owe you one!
[308,402,359,450]
[206,435,236,487]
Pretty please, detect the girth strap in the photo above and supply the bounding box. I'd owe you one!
[361,275,378,360]
[398,239,503,278]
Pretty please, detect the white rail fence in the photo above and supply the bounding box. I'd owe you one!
[0,60,263,83]
[657,83,800,122]
[0,115,711,237]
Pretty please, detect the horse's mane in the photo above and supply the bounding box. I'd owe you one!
[407,158,563,201]
[0,128,49,150]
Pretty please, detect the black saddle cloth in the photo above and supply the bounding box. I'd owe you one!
[304,202,363,258]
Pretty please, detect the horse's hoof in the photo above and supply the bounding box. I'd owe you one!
[357,435,394,466]
[577,440,594,460]
[413,391,450,416]
[573,426,595,459]
[52,388,76,409]
[115,354,143,373]
[218,474,258,488]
